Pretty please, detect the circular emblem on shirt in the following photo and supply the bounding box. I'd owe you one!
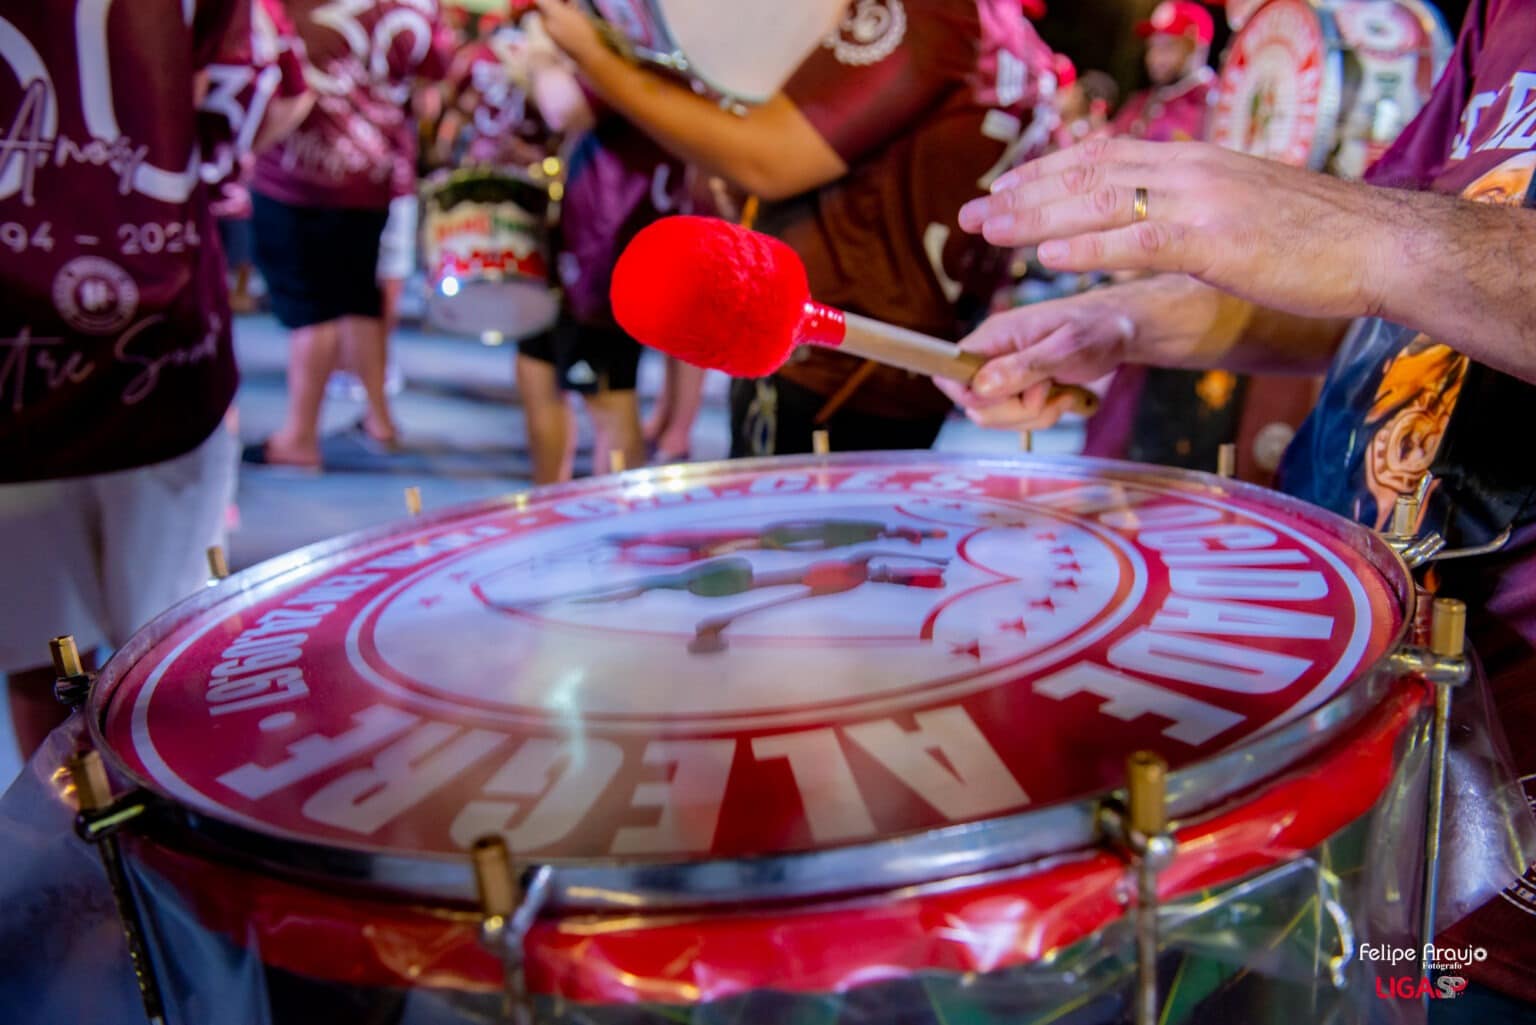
[52,256,139,335]
[825,0,907,67]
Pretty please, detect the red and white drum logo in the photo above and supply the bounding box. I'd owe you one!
[103,463,1399,864]
[1210,0,1335,168]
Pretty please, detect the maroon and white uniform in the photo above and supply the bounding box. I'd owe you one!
[251,0,448,211]
[0,0,270,482]
[762,0,1056,422]
[0,0,278,676]
[1110,68,1214,143]
[448,37,554,167]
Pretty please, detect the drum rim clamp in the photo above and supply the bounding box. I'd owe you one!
[1097,751,1176,1025]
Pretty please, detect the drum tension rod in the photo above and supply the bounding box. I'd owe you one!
[472,834,554,1024]
[1415,598,1470,983]
[1098,751,1176,1025]
[66,749,166,1025]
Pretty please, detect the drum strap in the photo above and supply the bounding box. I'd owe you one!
[813,360,879,426]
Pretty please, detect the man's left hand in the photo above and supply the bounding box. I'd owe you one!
[959,137,1403,322]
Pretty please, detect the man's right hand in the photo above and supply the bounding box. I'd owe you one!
[937,290,1142,431]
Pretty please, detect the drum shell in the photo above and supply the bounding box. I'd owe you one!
[99,682,1433,1024]
[421,168,560,339]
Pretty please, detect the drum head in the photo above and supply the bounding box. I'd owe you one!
[1209,0,1345,170]
[91,456,1409,906]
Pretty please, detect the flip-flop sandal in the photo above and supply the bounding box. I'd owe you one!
[349,418,402,455]
[241,440,322,473]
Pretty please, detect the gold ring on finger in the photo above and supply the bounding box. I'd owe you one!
[1132,187,1149,224]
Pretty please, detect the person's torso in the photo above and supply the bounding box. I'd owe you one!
[766,0,1048,419]
[1278,0,1536,996]
[251,0,441,209]
[459,41,551,168]
[0,0,242,482]
[557,118,689,327]
[1113,70,1214,143]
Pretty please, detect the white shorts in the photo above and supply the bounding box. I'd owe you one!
[377,194,419,282]
[0,425,239,674]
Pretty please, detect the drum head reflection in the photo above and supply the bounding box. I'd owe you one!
[98,457,1404,864]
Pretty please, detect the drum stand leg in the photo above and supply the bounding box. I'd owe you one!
[472,835,553,1024]
[1103,751,1176,1025]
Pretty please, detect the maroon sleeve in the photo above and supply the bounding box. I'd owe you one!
[784,0,979,165]
[1363,0,1488,190]
[193,0,253,70]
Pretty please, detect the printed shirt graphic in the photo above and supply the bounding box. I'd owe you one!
[0,0,274,482]
[1279,0,1536,1001]
[764,0,1055,419]
[250,0,448,210]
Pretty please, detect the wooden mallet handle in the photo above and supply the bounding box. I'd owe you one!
[840,312,1099,415]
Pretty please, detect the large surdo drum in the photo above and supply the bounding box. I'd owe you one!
[77,456,1446,1023]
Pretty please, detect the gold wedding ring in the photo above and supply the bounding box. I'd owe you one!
[1132,187,1149,224]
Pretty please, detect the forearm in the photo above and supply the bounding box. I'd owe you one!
[1376,190,1536,385]
[564,44,831,200]
[1115,274,1349,375]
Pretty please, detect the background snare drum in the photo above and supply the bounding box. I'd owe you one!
[421,167,560,340]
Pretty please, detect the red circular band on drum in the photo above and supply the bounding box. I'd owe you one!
[99,459,1403,865]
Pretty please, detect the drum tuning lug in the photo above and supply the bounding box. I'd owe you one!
[608,451,628,475]
[49,634,93,709]
[1216,443,1236,479]
[206,544,230,581]
[472,835,552,1022]
[66,751,168,1025]
[404,486,423,517]
[1380,493,1451,568]
[812,429,831,456]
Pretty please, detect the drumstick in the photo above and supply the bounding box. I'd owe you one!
[610,216,1098,413]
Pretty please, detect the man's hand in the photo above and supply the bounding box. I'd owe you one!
[958,138,1401,322]
[532,0,608,68]
[937,274,1350,432]
[936,294,1135,430]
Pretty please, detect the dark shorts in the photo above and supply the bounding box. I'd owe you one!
[729,375,947,457]
[519,315,641,395]
[252,192,389,330]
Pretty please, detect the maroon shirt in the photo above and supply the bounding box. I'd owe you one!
[766,0,1054,420]
[251,0,447,210]
[449,38,554,168]
[1110,68,1214,143]
[1279,0,1536,1000]
[0,0,270,483]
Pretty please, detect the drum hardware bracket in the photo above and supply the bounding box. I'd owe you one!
[472,834,554,1024]
[67,749,168,1025]
[1381,492,1513,568]
[1097,751,1176,1025]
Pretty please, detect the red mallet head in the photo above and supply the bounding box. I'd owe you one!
[612,216,830,379]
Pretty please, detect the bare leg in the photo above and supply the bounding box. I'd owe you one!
[7,661,87,759]
[267,319,341,466]
[644,354,676,445]
[340,314,398,445]
[517,354,577,484]
[653,359,705,461]
[585,389,646,476]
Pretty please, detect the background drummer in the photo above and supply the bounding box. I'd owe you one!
[532,0,1061,457]
[946,0,1536,1014]
[513,28,695,483]
[246,0,452,469]
[0,0,308,757]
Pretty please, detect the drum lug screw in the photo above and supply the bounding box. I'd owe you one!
[206,545,230,581]
[1216,443,1236,479]
[1380,492,1451,568]
[66,750,167,1025]
[472,835,553,1024]
[49,634,93,709]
